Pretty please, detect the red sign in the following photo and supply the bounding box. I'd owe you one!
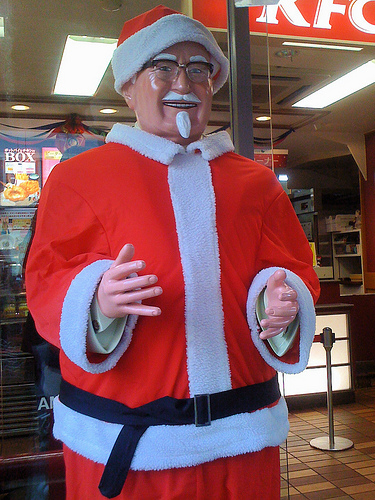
[192,0,375,44]
[254,149,288,168]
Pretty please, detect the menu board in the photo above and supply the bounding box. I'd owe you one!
[1,148,41,207]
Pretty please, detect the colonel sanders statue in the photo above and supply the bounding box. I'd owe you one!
[26,5,320,499]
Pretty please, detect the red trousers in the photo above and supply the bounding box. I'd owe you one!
[64,445,280,499]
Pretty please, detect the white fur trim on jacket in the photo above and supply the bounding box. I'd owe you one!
[60,260,138,373]
[106,124,234,165]
[112,14,229,95]
[53,395,289,471]
[186,132,234,161]
[168,152,231,395]
[247,267,316,374]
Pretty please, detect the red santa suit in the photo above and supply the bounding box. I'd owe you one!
[26,124,320,499]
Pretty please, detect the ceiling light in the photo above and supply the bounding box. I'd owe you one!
[275,49,298,59]
[235,0,279,6]
[54,35,117,96]
[100,0,122,11]
[278,175,289,182]
[256,115,271,122]
[99,108,118,114]
[0,17,4,37]
[11,104,30,111]
[283,41,363,52]
[293,59,375,109]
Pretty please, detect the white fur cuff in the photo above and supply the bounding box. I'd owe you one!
[60,260,138,373]
[247,267,316,374]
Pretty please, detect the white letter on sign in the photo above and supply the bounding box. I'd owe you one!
[313,0,347,29]
[256,0,310,27]
[349,0,375,34]
[25,151,35,162]
[5,152,15,162]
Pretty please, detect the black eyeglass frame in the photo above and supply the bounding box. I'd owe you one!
[142,59,214,82]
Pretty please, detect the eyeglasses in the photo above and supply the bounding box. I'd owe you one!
[142,59,214,83]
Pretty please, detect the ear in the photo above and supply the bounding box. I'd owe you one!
[121,80,136,110]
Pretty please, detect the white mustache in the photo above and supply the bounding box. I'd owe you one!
[163,91,201,103]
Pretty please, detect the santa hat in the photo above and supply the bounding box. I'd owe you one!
[112,5,229,95]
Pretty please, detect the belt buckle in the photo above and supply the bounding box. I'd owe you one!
[194,394,211,427]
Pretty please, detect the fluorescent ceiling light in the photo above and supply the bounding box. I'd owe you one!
[54,35,117,96]
[256,115,271,121]
[0,17,4,37]
[283,41,362,52]
[100,108,118,114]
[12,104,30,111]
[235,0,279,6]
[293,59,375,109]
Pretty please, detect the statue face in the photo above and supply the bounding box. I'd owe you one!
[122,42,214,145]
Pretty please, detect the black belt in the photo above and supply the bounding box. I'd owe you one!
[59,375,280,498]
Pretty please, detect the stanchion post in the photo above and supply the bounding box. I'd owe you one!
[310,327,353,451]
[322,327,335,448]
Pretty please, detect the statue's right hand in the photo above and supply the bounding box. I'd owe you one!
[97,243,162,318]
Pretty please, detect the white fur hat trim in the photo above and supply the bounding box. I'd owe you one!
[112,13,229,95]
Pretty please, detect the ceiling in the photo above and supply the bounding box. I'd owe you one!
[0,0,375,175]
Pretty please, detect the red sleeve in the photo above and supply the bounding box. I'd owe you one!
[25,168,111,348]
[253,185,320,366]
[256,188,320,304]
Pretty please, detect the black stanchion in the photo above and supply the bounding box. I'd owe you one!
[310,327,353,451]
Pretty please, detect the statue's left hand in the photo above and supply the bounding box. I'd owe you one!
[259,269,299,340]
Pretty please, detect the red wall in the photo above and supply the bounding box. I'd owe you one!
[361,131,375,271]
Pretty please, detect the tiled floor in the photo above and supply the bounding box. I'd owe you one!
[280,387,375,499]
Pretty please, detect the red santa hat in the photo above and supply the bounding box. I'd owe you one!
[112,4,229,95]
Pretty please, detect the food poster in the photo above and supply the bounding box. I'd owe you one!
[42,147,62,186]
[1,148,41,206]
[0,208,34,252]
[0,209,35,297]
[0,208,36,316]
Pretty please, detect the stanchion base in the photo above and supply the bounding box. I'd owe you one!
[310,436,354,451]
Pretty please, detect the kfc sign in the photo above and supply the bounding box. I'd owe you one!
[192,0,375,43]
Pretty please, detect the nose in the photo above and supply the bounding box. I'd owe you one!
[171,67,191,92]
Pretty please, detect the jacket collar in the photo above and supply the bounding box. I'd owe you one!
[106,123,234,165]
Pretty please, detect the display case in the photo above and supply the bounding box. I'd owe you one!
[0,208,36,439]
[0,206,63,499]
[315,216,334,279]
[0,127,104,498]
[290,188,334,280]
[332,229,363,294]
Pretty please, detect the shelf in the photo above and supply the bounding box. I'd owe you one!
[335,253,362,258]
[339,279,363,286]
[0,316,27,325]
[0,383,38,438]
[0,290,26,298]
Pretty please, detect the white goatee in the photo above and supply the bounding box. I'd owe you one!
[176,111,191,139]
